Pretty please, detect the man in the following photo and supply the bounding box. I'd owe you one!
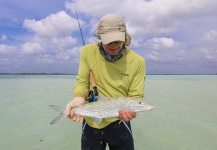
[66,14,146,150]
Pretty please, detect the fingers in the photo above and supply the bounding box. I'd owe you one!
[66,106,72,117]
[118,110,123,120]
[67,109,75,119]
[129,111,137,118]
[66,97,85,120]
[76,116,84,123]
[118,110,136,122]
[66,100,84,121]
[67,109,83,122]
[66,102,75,118]
[66,109,82,122]
[72,115,83,122]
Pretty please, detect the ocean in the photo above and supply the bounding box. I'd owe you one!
[0,75,217,150]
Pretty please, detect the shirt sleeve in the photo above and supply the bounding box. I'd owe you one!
[128,58,146,98]
[73,46,90,98]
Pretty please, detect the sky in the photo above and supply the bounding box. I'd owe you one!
[0,0,217,74]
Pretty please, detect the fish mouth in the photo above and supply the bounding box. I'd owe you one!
[147,105,154,110]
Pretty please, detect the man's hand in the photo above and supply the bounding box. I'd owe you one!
[118,110,136,122]
[66,97,85,123]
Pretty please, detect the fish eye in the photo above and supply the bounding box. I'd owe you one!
[139,101,141,104]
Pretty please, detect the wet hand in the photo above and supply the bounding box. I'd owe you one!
[118,110,136,122]
[66,97,85,123]
[68,109,84,123]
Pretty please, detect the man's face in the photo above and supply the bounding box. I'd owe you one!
[102,41,124,56]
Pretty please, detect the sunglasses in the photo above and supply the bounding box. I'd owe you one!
[107,41,123,45]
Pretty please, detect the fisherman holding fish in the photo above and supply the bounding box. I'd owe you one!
[66,14,146,150]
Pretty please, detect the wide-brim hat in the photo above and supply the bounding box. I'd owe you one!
[97,14,131,46]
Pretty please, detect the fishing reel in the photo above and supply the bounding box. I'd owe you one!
[87,86,98,103]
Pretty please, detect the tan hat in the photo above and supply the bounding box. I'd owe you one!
[97,14,131,46]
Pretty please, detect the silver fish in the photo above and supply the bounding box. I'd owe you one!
[50,96,154,125]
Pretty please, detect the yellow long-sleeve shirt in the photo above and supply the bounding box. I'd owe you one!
[74,43,146,129]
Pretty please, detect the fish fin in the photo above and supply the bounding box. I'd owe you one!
[50,105,66,113]
[50,105,67,125]
[94,117,102,126]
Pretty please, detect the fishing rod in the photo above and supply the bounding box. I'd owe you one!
[75,6,85,46]
[75,6,98,102]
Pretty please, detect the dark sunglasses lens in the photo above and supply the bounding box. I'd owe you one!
[108,41,122,45]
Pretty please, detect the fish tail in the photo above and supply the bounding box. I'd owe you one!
[49,105,67,125]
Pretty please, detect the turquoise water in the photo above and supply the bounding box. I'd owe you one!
[0,75,217,150]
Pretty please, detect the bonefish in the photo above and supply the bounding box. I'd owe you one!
[50,96,154,125]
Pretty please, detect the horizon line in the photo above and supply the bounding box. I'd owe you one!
[0,73,217,75]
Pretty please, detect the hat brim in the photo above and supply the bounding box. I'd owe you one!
[100,32,125,44]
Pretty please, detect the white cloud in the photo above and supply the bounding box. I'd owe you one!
[145,37,176,50]
[203,30,217,42]
[0,44,16,54]
[66,0,217,38]
[1,34,7,40]
[51,36,77,48]
[23,11,80,37]
[21,42,44,54]
[21,11,80,62]
[199,47,217,62]
[144,37,185,62]
[36,54,55,64]
[67,46,81,56]
[1,0,217,74]
[55,46,81,61]
[56,52,71,61]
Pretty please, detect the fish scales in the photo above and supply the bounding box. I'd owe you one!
[73,97,151,118]
[50,96,154,125]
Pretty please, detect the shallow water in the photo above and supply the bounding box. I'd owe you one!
[0,75,217,150]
